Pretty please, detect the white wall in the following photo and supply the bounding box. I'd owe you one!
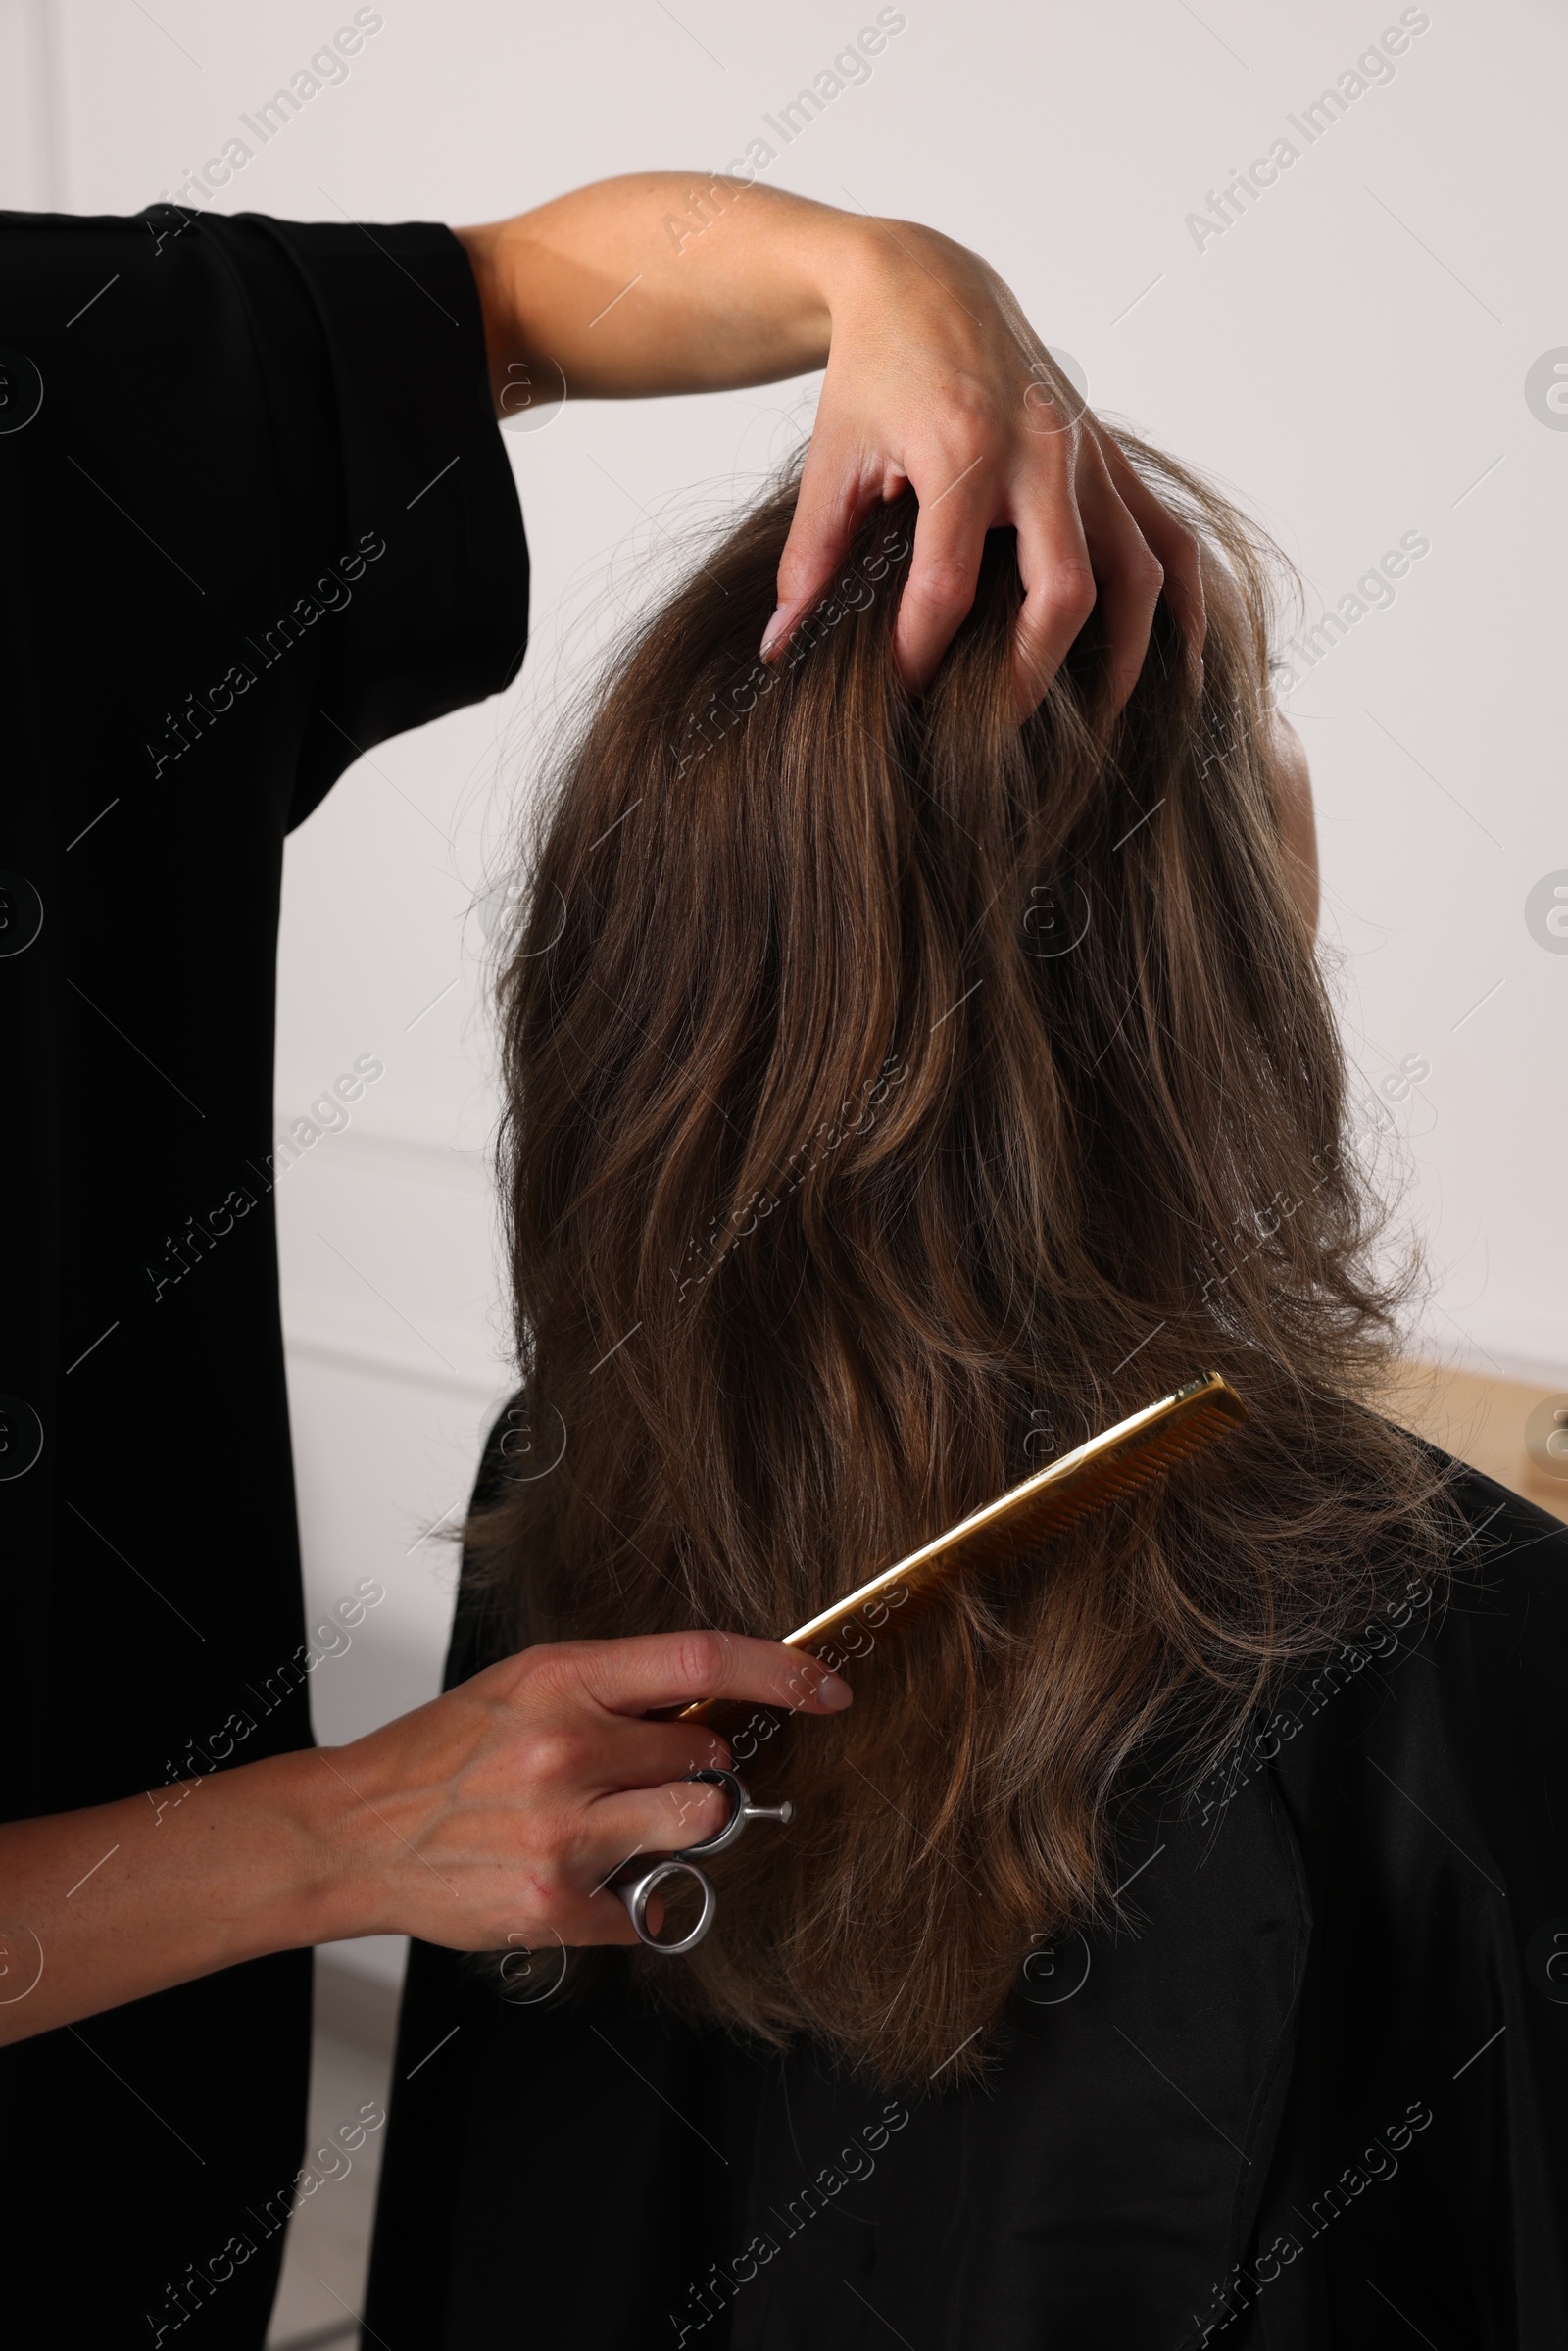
[10,0,1565,1980]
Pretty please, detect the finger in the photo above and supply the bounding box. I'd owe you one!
[559,1630,854,1721]
[534,1779,740,1950]
[1009,484,1099,719]
[1072,452,1166,714]
[894,462,994,693]
[554,1867,701,1952]
[1099,435,1206,678]
[483,1779,741,1955]
[586,1777,734,1865]
[570,1715,734,1794]
[763,436,888,661]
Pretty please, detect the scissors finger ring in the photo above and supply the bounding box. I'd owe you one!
[614,1768,794,1955]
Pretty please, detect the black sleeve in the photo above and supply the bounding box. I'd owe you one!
[198,211,529,827]
[0,202,527,854]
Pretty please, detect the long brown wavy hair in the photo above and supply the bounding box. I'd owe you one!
[469,432,1453,2086]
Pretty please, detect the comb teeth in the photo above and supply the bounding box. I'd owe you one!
[968,1411,1225,1540]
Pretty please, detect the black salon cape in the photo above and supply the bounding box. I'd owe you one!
[365,1407,1568,2350]
[0,208,525,2340]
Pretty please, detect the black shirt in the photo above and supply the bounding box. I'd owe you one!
[365,1406,1568,2349]
[0,205,526,2343]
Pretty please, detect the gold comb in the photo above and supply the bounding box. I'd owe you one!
[677,1372,1247,1727]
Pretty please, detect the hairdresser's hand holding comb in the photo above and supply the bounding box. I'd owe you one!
[0,1631,848,2040]
[324,1630,851,1953]
[456,176,1203,719]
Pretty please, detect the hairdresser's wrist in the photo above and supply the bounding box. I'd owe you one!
[150,1743,376,1960]
[761,201,917,363]
[256,1740,408,1949]
[811,212,995,330]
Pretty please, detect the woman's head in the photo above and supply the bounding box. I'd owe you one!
[474,431,1448,2085]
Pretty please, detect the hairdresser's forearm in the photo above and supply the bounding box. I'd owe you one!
[0,1749,367,2044]
[455,174,923,401]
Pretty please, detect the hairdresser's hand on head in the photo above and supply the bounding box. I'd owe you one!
[457,174,1204,719]
[766,231,1205,717]
[0,1631,848,2042]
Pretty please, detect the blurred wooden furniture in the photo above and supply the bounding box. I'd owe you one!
[1385,1362,1568,1525]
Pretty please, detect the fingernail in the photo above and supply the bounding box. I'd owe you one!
[814,1671,853,1710]
[760,607,785,659]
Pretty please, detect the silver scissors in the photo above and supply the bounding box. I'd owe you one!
[613,1767,794,1955]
